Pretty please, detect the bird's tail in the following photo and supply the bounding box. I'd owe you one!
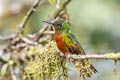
[90,64,98,73]
[73,59,97,80]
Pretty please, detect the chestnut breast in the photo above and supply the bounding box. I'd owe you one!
[54,33,69,53]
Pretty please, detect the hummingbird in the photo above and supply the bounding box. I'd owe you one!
[42,19,97,79]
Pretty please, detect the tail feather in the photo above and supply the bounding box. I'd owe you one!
[90,64,98,73]
[73,59,98,80]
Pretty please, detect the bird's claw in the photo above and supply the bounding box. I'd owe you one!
[59,52,73,62]
[59,52,65,57]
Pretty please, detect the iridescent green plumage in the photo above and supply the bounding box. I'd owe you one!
[61,22,85,55]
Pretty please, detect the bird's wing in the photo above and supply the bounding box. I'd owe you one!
[62,31,85,55]
[64,32,98,73]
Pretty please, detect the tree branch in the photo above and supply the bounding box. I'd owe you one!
[0,34,16,41]
[69,52,120,60]
[19,0,42,34]
[43,31,55,35]
[50,0,71,19]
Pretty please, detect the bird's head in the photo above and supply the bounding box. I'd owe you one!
[42,19,70,31]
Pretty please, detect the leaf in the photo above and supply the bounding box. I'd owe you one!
[48,0,56,4]
[1,53,11,62]
[0,63,9,77]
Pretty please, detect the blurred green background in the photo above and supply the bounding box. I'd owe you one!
[0,0,120,80]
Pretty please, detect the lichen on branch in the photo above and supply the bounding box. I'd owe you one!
[23,41,69,80]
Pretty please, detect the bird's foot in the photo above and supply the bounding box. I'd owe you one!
[65,52,71,55]
[65,52,73,62]
[59,52,71,57]
[59,52,65,57]
[59,52,73,62]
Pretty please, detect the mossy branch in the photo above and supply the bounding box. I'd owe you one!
[24,41,69,80]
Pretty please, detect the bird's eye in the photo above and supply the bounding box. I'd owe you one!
[57,23,63,27]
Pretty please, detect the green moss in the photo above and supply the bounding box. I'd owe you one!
[23,41,69,80]
[104,52,120,58]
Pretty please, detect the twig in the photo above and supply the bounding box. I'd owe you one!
[50,0,71,19]
[43,31,55,35]
[68,52,120,60]
[10,66,18,80]
[114,60,117,80]
[0,34,16,41]
[39,35,50,43]
[35,25,48,40]
[19,0,42,34]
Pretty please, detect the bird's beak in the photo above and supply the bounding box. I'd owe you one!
[42,20,54,25]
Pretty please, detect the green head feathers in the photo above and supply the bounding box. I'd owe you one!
[42,18,70,31]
